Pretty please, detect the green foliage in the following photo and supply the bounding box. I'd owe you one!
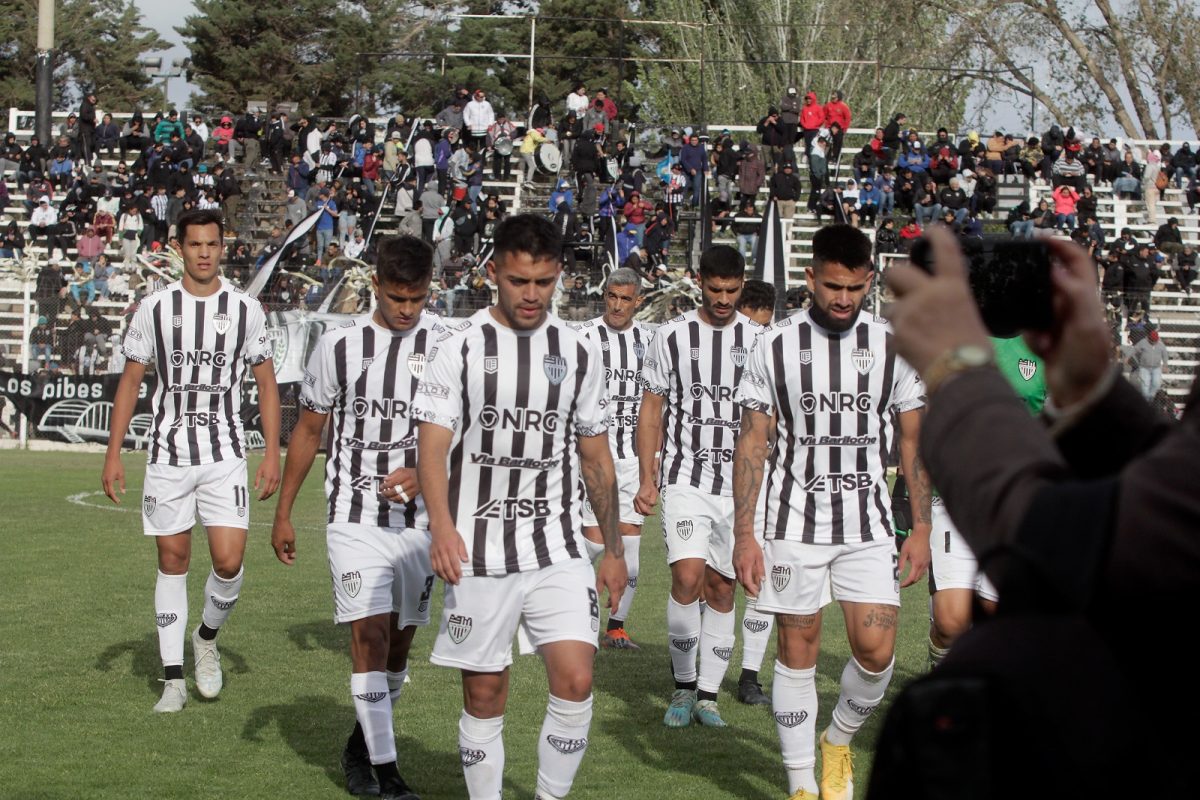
[0,0,168,111]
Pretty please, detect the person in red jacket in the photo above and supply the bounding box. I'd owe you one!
[800,91,825,159]
[824,90,852,164]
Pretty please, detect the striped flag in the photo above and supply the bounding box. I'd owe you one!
[752,199,787,318]
[601,215,620,274]
[247,207,325,299]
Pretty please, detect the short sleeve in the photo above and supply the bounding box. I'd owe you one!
[736,332,775,416]
[121,299,155,365]
[574,337,610,438]
[890,353,926,413]
[299,333,338,414]
[639,325,672,396]
[412,335,465,431]
[243,300,272,366]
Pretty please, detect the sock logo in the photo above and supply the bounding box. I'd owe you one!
[459,747,485,767]
[546,735,588,755]
[448,614,473,644]
[846,698,877,716]
[627,576,638,588]
[774,710,808,728]
[670,636,698,653]
[675,519,693,540]
[712,646,733,661]
[354,691,388,703]
[744,618,769,633]
[155,612,177,628]
[341,570,362,598]
[210,596,236,610]
[771,564,792,592]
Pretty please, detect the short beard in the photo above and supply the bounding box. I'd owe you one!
[808,301,861,333]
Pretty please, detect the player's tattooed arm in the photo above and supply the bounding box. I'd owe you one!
[897,407,932,586]
[579,434,623,557]
[732,407,772,539]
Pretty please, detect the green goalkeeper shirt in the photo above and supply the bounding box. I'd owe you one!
[991,336,1047,415]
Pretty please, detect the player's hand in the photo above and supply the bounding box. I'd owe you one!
[595,551,627,615]
[633,481,659,516]
[898,525,931,588]
[271,517,297,565]
[430,521,469,585]
[101,455,125,505]
[379,468,420,504]
[733,535,765,598]
[255,452,281,501]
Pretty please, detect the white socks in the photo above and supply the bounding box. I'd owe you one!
[351,671,396,764]
[583,538,605,564]
[459,711,505,799]
[928,637,950,670]
[155,571,188,667]
[536,694,593,799]
[666,595,702,684]
[611,535,640,624]
[827,656,894,746]
[773,661,819,795]
[201,567,242,632]
[387,667,408,703]
[740,596,775,673]
[697,606,735,696]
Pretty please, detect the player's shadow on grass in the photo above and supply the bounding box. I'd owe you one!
[242,695,461,793]
[94,633,250,692]
[287,620,348,655]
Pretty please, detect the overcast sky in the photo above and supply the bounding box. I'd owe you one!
[135,0,199,108]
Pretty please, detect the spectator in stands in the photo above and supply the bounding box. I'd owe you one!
[858,177,881,227]
[59,114,81,160]
[0,132,20,182]
[557,111,581,172]
[487,112,516,182]
[898,141,929,176]
[1132,327,1169,400]
[1154,217,1184,256]
[1171,142,1196,188]
[898,217,922,252]
[30,316,54,367]
[1082,137,1104,184]
[1174,245,1196,296]
[1,216,24,260]
[76,222,104,272]
[1186,173,1199,213]
[969,167,997,217]
[757,107,786,166]
[214,163,241,233]
[29,197,59,253]
[118,114,149,162]
[679,134,707,208]
[117,204,143,269]
[712,138,738,204]
[733,143,765,207]
[882,113,906,162]
[93,254,114,300]
[914,178,941,226]
[339,186,363,247]
[778,89,801,153]
[1052,148,1087,192]
[769,159,802,222]
[852,144,878,184]
[1143,150,1164,223]
[732,198,758,263]
[1052,183,1080,231]
[419,184,444,243]
[583,98,608,138]
[1123,242,1160,316]
[567,83,590,117]
[21,136,49,186]
[824,90,851,160]
[928,146,958,186]
[154,110,184,145]
[69,257,96,306]
[1099,138,1122,184]
[875,216,899,259]
[799,91,824,158]
[1114,151,1143,199]
[47,151,74,190]
[313,189,339,265]
[874,165,896,217]
[94,114,120,160]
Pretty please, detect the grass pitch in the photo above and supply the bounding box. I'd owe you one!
[0,452,932,799]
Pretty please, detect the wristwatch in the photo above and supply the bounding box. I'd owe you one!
[923,344,994,394]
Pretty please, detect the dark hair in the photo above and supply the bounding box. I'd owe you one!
[176,208,224,242]
[811,224,873,272]
[698,244,745,280]
[738,279,777,312]
[493,213,561,264]
[375,235,434,287]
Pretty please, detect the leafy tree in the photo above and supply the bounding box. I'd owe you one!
[0,0,168,111]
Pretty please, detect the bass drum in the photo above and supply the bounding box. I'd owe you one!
[493,135,514,156]
[535,142,562,174]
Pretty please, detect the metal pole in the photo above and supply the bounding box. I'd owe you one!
[35,0,55,145]
[528,18,536,116]
[615,17,626,114]
[19,277,32,448]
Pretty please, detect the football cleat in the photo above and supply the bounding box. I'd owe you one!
[601,628,641,651]
[153,678,187,713]
[819,733,855,800]
[737,679,771,706]
[191,627,224,699]
[341,741,380,797]
[663,688,697,728]
[378,773,420,800]
[691,699,728,728]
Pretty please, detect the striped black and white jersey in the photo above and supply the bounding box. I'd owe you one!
[640,310,760,496]
[300,313,442,529]
[735,310,925,545]
[572,316,654,461]
[121,278,272,466]
[412,309,609,576]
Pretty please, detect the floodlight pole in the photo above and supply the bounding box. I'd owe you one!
[35,0,55,144]
[528,17,536,114]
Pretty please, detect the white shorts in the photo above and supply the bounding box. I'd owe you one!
[929,499,998,602]
[581,457,644,527]
[326,524,435,626]
[756,538,899,616]
[142,458,248,535]
[660,484,735,578]
[430,558,599,672]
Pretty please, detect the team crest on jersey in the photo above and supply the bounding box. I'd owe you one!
[543,354,568,385]
[212,313,231,335]
[676,519,693,540]
[852,348,875,375]
[360,357,374,371]
[341,571,362,598]
[1018,358,1037,381]
[460,748,486,767]
[171,315,183,328]
[774,710,808,728]
[547,735,588,755]
[771,564,792,592]
[730,346,747,367]
[483,356,498,374]
[449,613,473,643]
[143,496,156,516]
[689,347,700,360]
[633,341,645,359]
[600,340,610,350]
[407,353,427,379]
[799,350,813,365]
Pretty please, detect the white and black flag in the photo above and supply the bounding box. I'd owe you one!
[753,199,787,318]
[247,207,326,299]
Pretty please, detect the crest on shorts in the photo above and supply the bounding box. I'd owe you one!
[689,347,700,360]
[771,564,792,593]
[713,646,734,661]
[546,735,588,755]
[460,748,486,767]
[730,346,747,368]
[212,313,231,335]
[407,353,427,379]
[449,613,473,644]
[543,354,568,385]
[774,710,808,728]
[143,496,156,517]
[799,350,813,365]
[633,341,645,359]
[341,570,362,598]
[1019,358,1037,381]
[483,356,498,374]
[852,348,875,375]
[155,612,177,628]
[676,519,693,541]
[171,315,183,328]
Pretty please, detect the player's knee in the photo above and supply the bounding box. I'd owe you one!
[930,610,971,645]
[670,570,704,603]
[156,550,189,574]
[351,621,390,665]
[851,640,895,673]
[211,559,242,580]
[463,678,508,717]
[704,575,734,610]
[549,665,593,702]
